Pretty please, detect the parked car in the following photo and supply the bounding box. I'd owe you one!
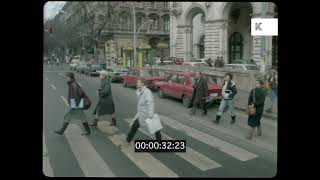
[84,64,102,76]
[69,59,80,70]
[154,72,222,107]
[76,62,89,73]
[123,68,166,90]
[225,64,259,71]
[105,66,129,82]
[182,61,208,67]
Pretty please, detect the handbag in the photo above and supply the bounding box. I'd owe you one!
[145,114,163,135]
[247,89,256,116]
[75,82,91,110]
[83,93,91,110]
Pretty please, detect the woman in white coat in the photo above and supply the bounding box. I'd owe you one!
[125,78,162,143]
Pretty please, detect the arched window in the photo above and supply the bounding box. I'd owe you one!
[120,13,129,30]
[163,15,170,32]
[164,2,169,10]
[229,32,243,61]
[149,14,159,31]
[199,35,205,59]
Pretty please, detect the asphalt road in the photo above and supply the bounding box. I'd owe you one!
[43,65,277,177]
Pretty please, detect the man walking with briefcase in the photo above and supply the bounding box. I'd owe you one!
[124,78,162,146]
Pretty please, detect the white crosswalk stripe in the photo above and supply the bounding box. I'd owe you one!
[65,124,115,177]
[49,97,261,177]
[50,84,57,90]
[101,127,178,177]
[43,134,54,177]
[159,115,258,161]
[123,118,222,171]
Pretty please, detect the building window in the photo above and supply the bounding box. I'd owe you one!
[229,32,243,62]
[163,15,170,32]
[151,2,156,9]
[199,35,205,59]
[120,15,129,30]
[164,2,169,10]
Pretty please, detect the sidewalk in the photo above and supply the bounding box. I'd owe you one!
[233,89,277,120]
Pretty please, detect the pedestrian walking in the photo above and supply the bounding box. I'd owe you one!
[213,73,237,124]
[55,72,92,136]
[190,72,208,116]
[265,68,278,113]
[91,70,117,127]
[246,80,266,140]
[125,78,161,145]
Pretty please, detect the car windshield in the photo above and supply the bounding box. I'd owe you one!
[115,67,128,72]
[92,65,100,68]
[195,63,206,67]
[245,65,259,71]
[139,69,159,76]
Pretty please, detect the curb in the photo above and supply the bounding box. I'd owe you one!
[234,105,277,120]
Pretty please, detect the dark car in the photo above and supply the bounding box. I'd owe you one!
[77,62,89,73]
[123,68,166,90]
[85,64,102,76]
[154,72,222,107]
[105,66,128,82]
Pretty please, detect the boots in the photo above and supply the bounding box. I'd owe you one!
[81,122,91,135]
[110,117,116,126]
[213,115,221,124]
[90,119,98,127]
[246,128,255,140]
[230,115,236,124]
[54,122,69,135]
[257,126,262,136]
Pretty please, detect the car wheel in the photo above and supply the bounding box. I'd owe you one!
[182,95,192,108]
[123,80,127,87]
[158,89,165,98]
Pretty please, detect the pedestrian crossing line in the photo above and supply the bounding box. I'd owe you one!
[123,118,222,171]
[65,124,115,177]
[43,134,54,177]
[105,134,178,177]
[180,113,277,153]
[159,115,258,161]
[50,84,57,90]
[61,96,70,107]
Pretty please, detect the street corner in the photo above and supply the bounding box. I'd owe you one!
[97,121,120,135]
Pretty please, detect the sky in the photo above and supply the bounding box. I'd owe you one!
[44,1,66,22]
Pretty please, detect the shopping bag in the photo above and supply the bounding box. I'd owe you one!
[145,114,163,135]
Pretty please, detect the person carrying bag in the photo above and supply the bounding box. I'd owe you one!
[125,78,162,147]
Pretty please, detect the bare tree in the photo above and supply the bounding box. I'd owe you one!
[77,2,121,62]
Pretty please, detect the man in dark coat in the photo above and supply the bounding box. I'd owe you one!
[247,80,266,140]
[91,70,117,127]
[55,72,91,135]
[190,72,208,116]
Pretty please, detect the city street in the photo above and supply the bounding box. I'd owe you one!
[43,65,277,177]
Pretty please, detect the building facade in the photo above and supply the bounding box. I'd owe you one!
[59,2,170,67]
[170,2,278,71]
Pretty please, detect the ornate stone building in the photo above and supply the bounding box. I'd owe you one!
[170,2,278,71]
[59,2,170,67]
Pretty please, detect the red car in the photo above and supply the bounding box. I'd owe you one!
[154,72,222,107]
[123,68,166,90]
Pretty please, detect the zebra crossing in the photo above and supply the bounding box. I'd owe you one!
[43,114,261,177]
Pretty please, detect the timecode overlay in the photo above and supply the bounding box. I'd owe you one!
[134,140,186,153]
